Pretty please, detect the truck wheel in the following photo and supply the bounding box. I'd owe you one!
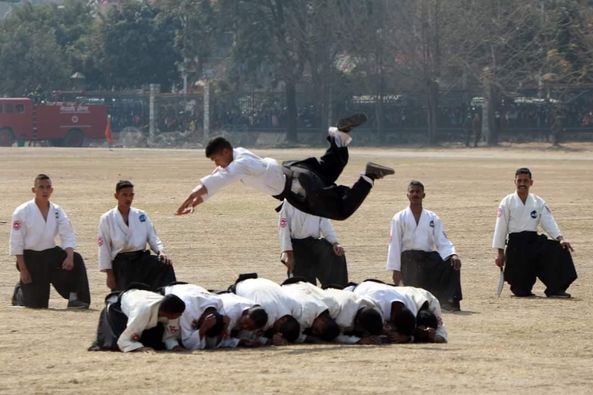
[63,129,85,147]
[0,128,15,147]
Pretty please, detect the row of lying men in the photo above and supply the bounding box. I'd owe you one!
[89,275,447,352]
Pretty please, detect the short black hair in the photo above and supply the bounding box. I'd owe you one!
[34,174,51,185]
[391,303,416,336]
[204,309,225,337]
[417,309,438,329]
[205,137,232,158]
[317,315,340,341]
[278,315,300,343]
[356,307,383,335]
[247,306,268,329]
[116,180,134,192]
[408,180,424,191]
[159,294,185,315]
[515,167,532,178]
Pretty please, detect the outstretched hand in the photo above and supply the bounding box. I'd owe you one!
[176,192,199,215]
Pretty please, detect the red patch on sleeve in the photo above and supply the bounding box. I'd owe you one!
[280,218,287,228]
[12,221,21,231]
[132,334,140,341]
[97,236,104,247]
[496,207,502,218]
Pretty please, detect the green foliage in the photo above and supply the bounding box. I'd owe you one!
[98,1,180,89]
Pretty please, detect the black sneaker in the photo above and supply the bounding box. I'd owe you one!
[365,162,395,180]
[67,300,90,309]
[337,113,368,132]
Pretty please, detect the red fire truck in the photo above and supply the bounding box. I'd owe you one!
[0,98,108,147]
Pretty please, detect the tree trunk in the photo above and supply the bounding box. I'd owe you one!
[486,82,498,146]
[427,79,439,145]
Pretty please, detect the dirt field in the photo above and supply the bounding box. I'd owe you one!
[1,142,592,394]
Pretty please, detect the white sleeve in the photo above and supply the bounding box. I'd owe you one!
[98,216,113,271]
[278,202,293,252]
[539,202,561,240]
[386,216,403,271]
[9,209,25,256]
[492,199,510,249]
[179,313,205,350]
[118,306,151,352]
[319,218,338,245]
[57,207,76,250]
[145,213,165,254]
[162,319,181,350]
[433,215,455,260]
[200,161,245,199]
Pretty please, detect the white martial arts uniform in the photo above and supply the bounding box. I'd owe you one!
[234,278,302,331]
[118,289,181,352]
[164,284,223,350]
[97,207,165,271]
[218,292,260,348]
[197,148,285,202]
[492,192,561,249]
[351,281,417,322]
[278,200,339,253]
[283,282,379,344]
[386,208,456,272]
[10,199,76,255]
[281,282,333,342]
[323,288,380,331]
[219,292,256,333]
[397,286,448,342]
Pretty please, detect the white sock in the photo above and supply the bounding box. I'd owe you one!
[361,174,373,185]
[328,127,352,147]
[69,292,78,302]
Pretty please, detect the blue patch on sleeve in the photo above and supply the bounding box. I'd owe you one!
[139,214,146,222]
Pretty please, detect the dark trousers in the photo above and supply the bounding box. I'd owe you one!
[112,250,176,292]
[278,137,373,220]
[291,237,348,288]
[505,231,577,295]
[93,299,165,351]
[13,247,91,308]
[401,250,463,305]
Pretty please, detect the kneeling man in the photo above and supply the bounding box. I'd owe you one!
[10,174,90,309]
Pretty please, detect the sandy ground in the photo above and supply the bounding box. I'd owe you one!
[0,142,592,394]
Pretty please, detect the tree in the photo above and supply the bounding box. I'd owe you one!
[219,0,311,143]
[0,3,71,96]
[98,1,180,89]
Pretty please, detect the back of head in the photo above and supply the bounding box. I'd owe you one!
[317,316,340,342]
[279,315,300,343]
[205,137,232,157]
[356,307,383,335]
[392,305,416,337]
[159,294,186,315]
[247,306,268,329]
[204,309,225,338]
[416,309,438,329]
